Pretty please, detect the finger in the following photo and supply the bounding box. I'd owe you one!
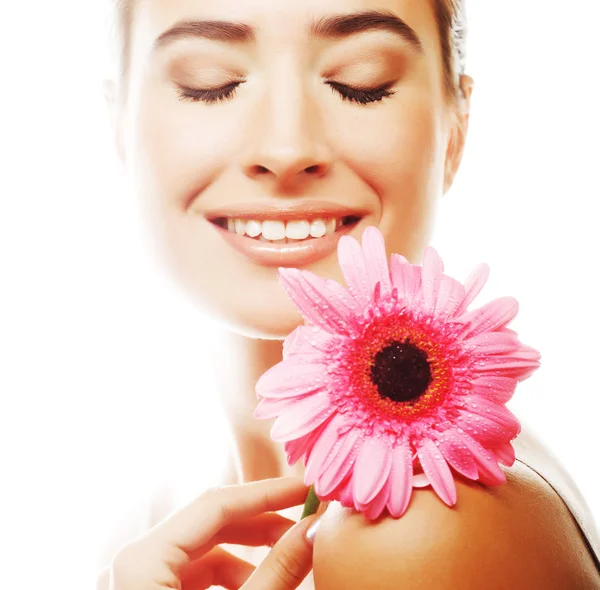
[154,476,309,558]
[214,512,295,546]
[180,546,255,590]
[188,512,296,561]
[241,513,318,589]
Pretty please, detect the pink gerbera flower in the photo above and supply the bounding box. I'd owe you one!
[254,226,541,520]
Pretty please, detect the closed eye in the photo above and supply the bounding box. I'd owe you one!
[326,81,396,104]
[175,80,396,105]
[176,81,243,104]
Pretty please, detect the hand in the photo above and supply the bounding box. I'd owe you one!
[107,476,318,589]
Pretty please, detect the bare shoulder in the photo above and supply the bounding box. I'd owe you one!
[313,462,600,590]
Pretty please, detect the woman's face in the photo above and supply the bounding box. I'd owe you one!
[113,0,468,338]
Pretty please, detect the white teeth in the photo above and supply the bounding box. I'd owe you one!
[261,220,286,240]
[234,219,246,235]
[309,218,327,238]
[245,220,262,237]
[285,220,310,240]
[222,216,358,241]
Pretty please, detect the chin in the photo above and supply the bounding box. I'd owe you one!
[207,295,306,340]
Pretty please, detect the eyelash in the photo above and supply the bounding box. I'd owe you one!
[176,80,396,105]
[326,81,395,105]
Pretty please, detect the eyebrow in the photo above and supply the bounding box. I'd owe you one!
[153,9,424,53]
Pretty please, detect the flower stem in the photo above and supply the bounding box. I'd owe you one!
[300,485,320,520]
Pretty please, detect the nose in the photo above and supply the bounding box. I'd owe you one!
[240,78,333,189]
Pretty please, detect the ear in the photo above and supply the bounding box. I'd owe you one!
[102,78,126,168]
[443,74,474,195]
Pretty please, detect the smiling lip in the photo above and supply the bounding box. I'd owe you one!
[202,200,368,222]
[208,216,364,267]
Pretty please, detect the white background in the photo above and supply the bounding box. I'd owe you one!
[1,1,598,587]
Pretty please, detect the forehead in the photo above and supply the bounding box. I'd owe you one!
[129,0,441,57]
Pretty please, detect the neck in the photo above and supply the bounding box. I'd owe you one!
[209,327,305,485]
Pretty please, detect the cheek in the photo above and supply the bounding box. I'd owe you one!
[335,93,443,194]
[331,92,446,261]
[126,84,243,265]
[129,85,243,215]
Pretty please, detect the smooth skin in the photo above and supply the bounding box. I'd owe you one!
[102,0,600,587]
[98,477,319,589]
[313,461,600,589]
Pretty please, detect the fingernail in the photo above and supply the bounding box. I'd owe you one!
[305,515,322,544]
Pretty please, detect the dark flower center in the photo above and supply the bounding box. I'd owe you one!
[370,339,432,404]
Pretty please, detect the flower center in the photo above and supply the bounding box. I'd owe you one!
[370,339,432,404]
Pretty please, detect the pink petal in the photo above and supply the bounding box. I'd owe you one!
[457,296,519,340]
[490,441,516,466]
[282,325,336,359]
[421,246,444,315]
[315,429,363,496]
[513,344,542,360]
[435,274,466,318]
[506,344,541,366]
[277,268,358,335]
[256,361,327,399]
[323,276,364,316]
[498,326,519,337]
[391,253,409,265]
[282,350,327,366]
[337,234,371,307]
[454,413,512,447]
[474,356,541,376]
[282,325,304,360]
[362,477,392,520]
[455,399,521,446]
[487,347,541,372]
[304,412,347,484]
[352,437,393,505]
[373,280,398,315]
[361,226,393,299]
[270,393,335,442]
[457,432,506,486]
[484,345,540,362]
[387,441,414,517]
[469,375,518,404]
[284,417,332,466]
[494,364,540,381]
[453,262,490,317]
[417,439,457,506]
[390,259,422,306]
[438,428,478,480]
[464,397,521,434]
[336,475,355,507]
[467,331,521,356]
[254,395,304,420]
